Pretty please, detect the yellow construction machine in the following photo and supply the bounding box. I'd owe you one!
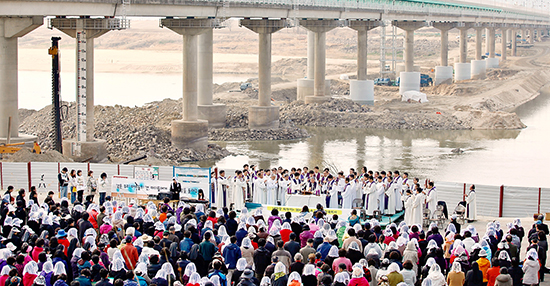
[0,142,41,154]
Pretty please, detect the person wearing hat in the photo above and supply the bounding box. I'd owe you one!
[58,168,69,199]
[56,231,70,256]
[236,269,255,286]
[476,249,490,284]
[121,236,139,270]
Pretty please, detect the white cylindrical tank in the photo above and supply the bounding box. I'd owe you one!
[485,58,499,69]
[454,63,471,81]
[471,60,487,79]
[350,80,374,105]
[434,66,454,85]
[399,72,421,95]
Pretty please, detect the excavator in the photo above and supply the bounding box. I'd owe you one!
[0,141,41,155]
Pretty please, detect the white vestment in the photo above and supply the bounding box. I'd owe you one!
[465,190,477,221]
[385,182,396,215]
[254,177,267,204]
[217,176,229,207]
[365,182,378,215]
[233,177,246,210]
[278,179,291,205]
[404,194,415,226]
[341,184,355,209]
[394,176,404,211]
[266,178,278,205]
[327,181,339,209]
[412,192,425,226]
[426,187,438,216]
[376,182,386,213]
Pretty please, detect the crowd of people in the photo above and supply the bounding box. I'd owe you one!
[0,164,541,286]
[213,166,477,224]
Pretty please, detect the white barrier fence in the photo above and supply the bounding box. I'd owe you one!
[0,161,547,218]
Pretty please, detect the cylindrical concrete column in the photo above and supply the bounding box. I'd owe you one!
[198,28,213,106]
[511,29,517,56]
[488,28,495,58]
[86,37,94,142]
[475,28,483,60]
[405,29,414,72]
[307,30,315,80]
[258,32,272,107]
[459,28,468,63]
[182,34,198,121]
[440,29,449,66]
[0,23,18,139]
[313,31,326,97]
[357,29,367,81]
[529,29,535,44]
[501,28,507,61]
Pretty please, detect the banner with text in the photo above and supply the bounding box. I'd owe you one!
[111,177,171,196]
[173,167,211,200]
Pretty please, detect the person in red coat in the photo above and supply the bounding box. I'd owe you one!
[120,236,139,270]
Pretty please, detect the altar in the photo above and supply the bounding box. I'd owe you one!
[283,193,325,208]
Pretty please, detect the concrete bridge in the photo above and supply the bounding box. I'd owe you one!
[1,0,549,161]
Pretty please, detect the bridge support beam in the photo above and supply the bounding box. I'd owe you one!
[241,19,287,129]
[51,18,125,162]
[433,22,456,85]
[485,26,499,68]
[0,16,42,144]
[529,28,535,44]
[300,19,341,103]
[471,26,486,80]
[197,28,226,128]
[454,24,472,82]
[162,18,216,151]
[500,26,508,61]
[511,28,517,56]
[394,21,426,94]
[348,20,380,105]
[297,30,330,101]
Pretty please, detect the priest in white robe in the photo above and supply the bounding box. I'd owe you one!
[465,184,477,221]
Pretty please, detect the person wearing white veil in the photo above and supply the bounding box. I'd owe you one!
[182,263,197,284]
[0,265,10,286]
[40,261,54,286]
[240,237,255,267]
[427,264,445,286]
[301,264,316,286]
[53,261,67,277]
[232,258,248,285]
[446,262,465,286]
[523,248,541,286]
[135,262,151,285]
[272,262,288,286]
[187,272,202,286]
[260,277,271,286]
[324,246,339,269]
[23,261,39,285]
[110,258,127,280]
[333,272,349,286]
[287,272,302,286]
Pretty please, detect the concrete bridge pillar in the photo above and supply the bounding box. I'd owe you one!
[300,19,341,103]
[500,26,508,61]
[0,16,42,144]
[393,21,426,94]
[161,18,216,151]
[197,28,226,128]
[51,17,125,161]
[485,26,499,69]
[471,26,486,79]
[432,22,455,85]
[348,20,380,105]
[297,30,329,101]
[241,19,287,129]
[529,28,535,44]
[511,29,517,56]
[455,24,472,81]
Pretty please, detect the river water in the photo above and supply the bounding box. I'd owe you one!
[207,85,550,189]
[19,71,550,188]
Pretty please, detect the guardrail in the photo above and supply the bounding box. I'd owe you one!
[0,161,547,218]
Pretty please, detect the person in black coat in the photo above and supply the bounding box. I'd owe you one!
[507,258,523,286]
[170,179,181,201]
[253,239,271,279]
[465,261,484,286]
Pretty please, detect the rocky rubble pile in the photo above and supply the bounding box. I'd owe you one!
[18,100,230,164]
[280,99,466,130]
